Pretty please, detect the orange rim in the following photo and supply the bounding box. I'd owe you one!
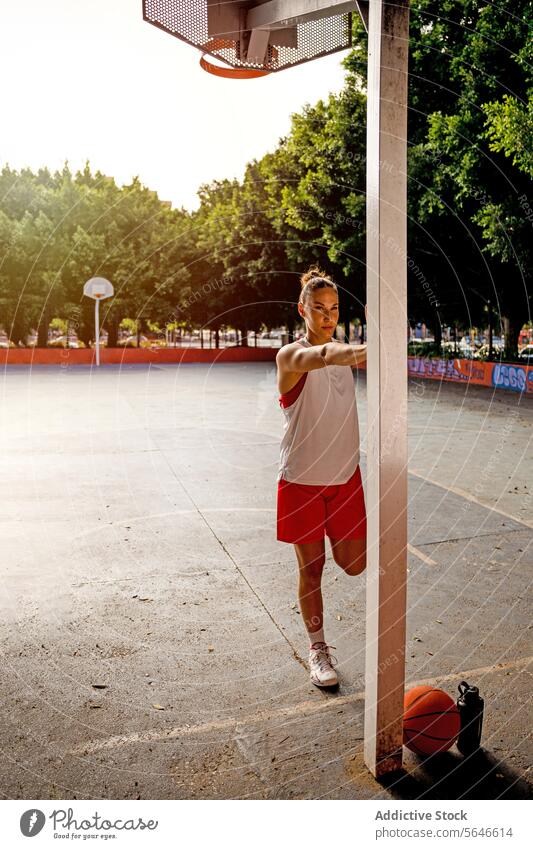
[199,54,270,79]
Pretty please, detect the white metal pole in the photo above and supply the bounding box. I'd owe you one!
[95,297,100,367]
[364,0,410,778]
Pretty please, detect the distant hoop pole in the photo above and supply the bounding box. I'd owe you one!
[199,55,270,79]
[95,297,100,367]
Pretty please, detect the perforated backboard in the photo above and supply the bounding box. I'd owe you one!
[143,1,358,72]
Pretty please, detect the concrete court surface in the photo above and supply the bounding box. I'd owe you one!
[0,362,531,800]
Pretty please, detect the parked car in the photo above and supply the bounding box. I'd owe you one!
[118,334,149,347]
[456,337,480,358]
[48,336,84,348]
[474,343,504,360]
[517,344,533,361]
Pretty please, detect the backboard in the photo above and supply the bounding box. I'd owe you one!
[142,1,362,74]
[84,277,114,300]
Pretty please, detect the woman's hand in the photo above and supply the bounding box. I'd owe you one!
[351,344,367,366]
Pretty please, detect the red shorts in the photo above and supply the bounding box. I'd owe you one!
[277,465,367,544]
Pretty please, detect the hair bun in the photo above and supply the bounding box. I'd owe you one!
[300,265,331,289]
[298,266,337,305]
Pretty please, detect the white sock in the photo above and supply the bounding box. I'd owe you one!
[308,626,325,647]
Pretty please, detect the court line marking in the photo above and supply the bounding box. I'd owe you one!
[408,426,526,434]
[407,468,533,529]
[359,447,532,530]
[70,654,533,756]
[407,544,437,566]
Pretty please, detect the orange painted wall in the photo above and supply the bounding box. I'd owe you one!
[0,346,278,366]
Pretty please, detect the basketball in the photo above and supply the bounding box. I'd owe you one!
[403,686,461,756]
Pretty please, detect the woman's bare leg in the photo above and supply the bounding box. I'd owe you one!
[294,539,326,637]
[329,536,366,576]
[294,538,339,687]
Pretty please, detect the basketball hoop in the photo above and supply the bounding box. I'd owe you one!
[83,277,114,366]
[199,37,272,78]
[143,1,355,76]
[84,278,113,300]
[200,54,270,79]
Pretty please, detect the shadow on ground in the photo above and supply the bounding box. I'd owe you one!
[353,749,533,800]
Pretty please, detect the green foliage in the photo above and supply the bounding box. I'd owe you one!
[484,93,533,178]
[407,0,533,354]
[1,1,530,355]
[120,318,138,335]
[49,317,67,333]
[0,162,192,345]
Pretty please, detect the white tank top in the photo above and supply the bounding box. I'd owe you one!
[278,338,360,485]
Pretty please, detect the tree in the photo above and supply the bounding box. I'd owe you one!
[406,0,533,355]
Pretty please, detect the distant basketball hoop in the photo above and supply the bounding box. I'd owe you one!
[83,277,114,366]
[84,277,114,301]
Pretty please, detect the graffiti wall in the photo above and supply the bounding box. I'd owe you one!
[407,356,533,394]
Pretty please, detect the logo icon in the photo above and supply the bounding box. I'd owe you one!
[20,809,46,837]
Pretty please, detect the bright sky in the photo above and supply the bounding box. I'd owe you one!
[0,0,349,211]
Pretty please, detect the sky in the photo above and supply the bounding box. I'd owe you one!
[0,0,350,211]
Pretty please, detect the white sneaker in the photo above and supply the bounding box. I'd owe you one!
[309,643,338,688]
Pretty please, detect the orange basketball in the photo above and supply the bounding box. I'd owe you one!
[403,685,461,755]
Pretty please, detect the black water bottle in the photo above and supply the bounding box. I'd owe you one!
[456,680,484,755]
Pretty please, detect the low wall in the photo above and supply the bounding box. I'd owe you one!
[2,347,532,394]
[0,346,278,365]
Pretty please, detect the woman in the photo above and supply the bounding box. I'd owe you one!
[276,267,367,688]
